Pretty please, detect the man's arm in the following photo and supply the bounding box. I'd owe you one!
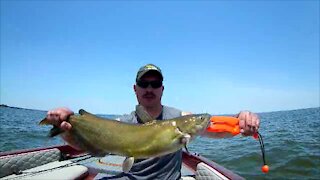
[182,111,260,138]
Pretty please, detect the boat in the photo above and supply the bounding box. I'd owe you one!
[0,145,244,180]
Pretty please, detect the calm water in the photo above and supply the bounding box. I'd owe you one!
[0,106,319,179]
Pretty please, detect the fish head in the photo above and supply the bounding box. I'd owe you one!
[175,113,211,137]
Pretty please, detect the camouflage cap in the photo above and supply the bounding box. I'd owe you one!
[136,64,163,82]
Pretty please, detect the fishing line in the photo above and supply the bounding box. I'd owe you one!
[256,132,269,173]
[257,132,266,165]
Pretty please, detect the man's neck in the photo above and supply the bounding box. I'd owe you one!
[144,105,163,119]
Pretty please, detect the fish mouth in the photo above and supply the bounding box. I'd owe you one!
[197,114,211,131]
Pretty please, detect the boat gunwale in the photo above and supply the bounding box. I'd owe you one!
[182,151,244,180]
[0,145,83,157]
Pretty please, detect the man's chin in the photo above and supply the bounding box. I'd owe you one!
[143,97,155,101]
[141,99,157,106]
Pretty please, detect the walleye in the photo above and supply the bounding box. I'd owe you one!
[39,106,211,172]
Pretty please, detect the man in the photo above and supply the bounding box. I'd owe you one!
[46,64,260,179]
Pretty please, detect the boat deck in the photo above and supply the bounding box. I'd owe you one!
[0,145,244,180]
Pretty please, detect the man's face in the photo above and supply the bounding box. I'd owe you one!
[134,72,164,108]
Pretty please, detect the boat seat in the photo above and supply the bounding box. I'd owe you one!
[181,162,196,180]
[1,160,88,180]
[0,148,61,178]
[195,162,229,180]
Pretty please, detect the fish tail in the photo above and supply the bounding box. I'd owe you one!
[39,118,64,137]
[39,118,52,125]
[48,126,64,137]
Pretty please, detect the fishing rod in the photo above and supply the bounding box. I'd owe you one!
[206,116,269,173]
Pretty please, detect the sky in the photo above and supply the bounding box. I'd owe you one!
[0,0,319,115]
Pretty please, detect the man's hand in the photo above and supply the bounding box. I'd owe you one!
[46,107,74,131]
[46,107,82,150]
[236,111,260,136]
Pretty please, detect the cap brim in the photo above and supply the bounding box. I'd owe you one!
[136,70,163,81]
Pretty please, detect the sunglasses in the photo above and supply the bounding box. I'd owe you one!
[137,80,163,88]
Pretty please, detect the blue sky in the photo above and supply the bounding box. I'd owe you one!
[1,0,319,114]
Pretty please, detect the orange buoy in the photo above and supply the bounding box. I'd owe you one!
[262,165,269,173]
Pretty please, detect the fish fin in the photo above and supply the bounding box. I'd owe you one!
[122,157,134,173]
[48,126,64,137]
[135,105,153,123]
[181,133,191,145]
[79,109,91,115]
[39,118,51,125]
[175,127,192,152]
[79,109,101,119]
[175,127,191,146]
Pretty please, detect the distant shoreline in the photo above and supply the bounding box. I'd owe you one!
[0,104,119,117]
[1,104,319,114]
[0,104,22,109]
[0,104,40,111]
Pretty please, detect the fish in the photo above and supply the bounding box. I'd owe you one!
[39,106,211,172]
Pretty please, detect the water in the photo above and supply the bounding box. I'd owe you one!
[0,106,319,179]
